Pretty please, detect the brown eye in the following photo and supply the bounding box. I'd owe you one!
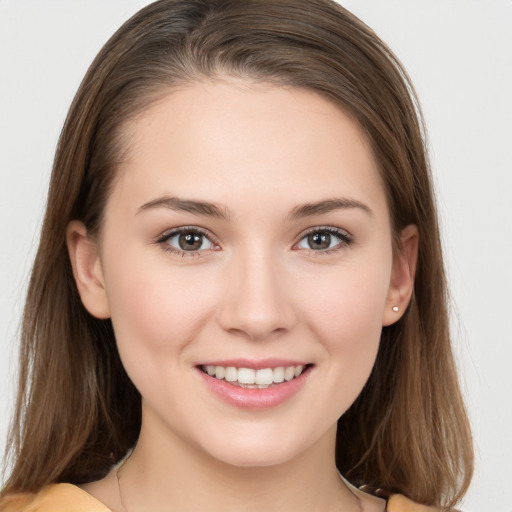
[308,232,332,250]
[179,232,204,251]
[295,227,352,252]
[163,230,214,253]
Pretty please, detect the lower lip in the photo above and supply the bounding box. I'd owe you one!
[197,367,311,410]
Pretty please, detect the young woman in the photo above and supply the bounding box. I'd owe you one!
[0,1,473,510]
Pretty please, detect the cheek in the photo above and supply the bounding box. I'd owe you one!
[301,261,390,340]
[297,258,391,403]
[103,250,216,359]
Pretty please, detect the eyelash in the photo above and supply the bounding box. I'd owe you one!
[155,226,353,258]
[294,226,353,256]
[155,226,218,258]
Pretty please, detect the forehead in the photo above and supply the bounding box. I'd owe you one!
[111,79,387,218]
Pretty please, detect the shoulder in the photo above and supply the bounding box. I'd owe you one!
[387,494,445,512]
[0,484,111,512]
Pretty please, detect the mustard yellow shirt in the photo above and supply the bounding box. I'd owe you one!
[0,483,439,512]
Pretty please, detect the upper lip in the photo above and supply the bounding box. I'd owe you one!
[195,358,310,370]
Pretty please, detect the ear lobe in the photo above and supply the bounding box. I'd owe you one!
[382,224,419,326]
[66,220,111,319]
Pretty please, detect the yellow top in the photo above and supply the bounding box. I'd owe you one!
[0,483,439,512]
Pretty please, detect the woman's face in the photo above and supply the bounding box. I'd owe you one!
[71,79,413,468]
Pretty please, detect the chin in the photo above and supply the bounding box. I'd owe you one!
[210,447,298,469]
[193,424,326,470]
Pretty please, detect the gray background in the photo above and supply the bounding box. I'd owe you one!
[1,1,511,510]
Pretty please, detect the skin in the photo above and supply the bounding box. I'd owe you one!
[68,79,417,512]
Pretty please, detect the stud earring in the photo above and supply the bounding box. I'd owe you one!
[392,306,400,312]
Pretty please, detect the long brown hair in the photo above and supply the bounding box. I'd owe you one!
[1,0,473,508]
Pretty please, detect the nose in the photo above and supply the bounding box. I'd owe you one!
[217,248,297,341]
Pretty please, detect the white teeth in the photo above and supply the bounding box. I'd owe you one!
[255,368,273,385]
[284,366,295,381]
[273,367,285,383]
[225,367,237,382]
[215,366,225,379]
[237,368,256,384]
[203,364,307,386]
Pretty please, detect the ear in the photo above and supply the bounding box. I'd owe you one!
[66,220,111,319]
[382,224,419,326]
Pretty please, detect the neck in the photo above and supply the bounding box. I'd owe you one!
[117,417,360,512]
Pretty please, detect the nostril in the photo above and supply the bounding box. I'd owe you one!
[216,267,298,339]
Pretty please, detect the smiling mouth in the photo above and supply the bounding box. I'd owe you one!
[199,364,310,388]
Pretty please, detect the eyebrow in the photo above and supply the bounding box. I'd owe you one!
[288,198,373,220]
[137,195,371,221]
[137,196,229,220]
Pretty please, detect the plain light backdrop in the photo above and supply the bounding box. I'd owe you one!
[1,2,511,511]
